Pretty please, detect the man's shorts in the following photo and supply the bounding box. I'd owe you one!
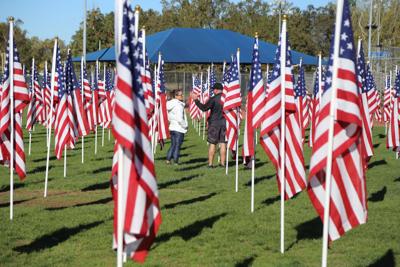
[207,124,226,145]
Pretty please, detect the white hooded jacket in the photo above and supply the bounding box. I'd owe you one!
[167,98,188,134]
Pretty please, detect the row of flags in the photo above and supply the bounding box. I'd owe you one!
[186,0,398,265]
[2,0,399,264]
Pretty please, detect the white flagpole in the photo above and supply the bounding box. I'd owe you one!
[81,57,85,163]
[236,48,241,193]
[203,69,209,140]
[28,57,35,156]
[102,64,106,147]
[251,40,256,212]
[321,1,344,266]
[115,1,124,266]
[279,17,287,254]
[94,60,99,155]
[63,146,67,177]
[8,17,15,220]
[81,0,87,163]
[45,61,49,147]
[44,37,58,198]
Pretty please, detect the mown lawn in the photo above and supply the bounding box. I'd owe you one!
[0,120,399,267]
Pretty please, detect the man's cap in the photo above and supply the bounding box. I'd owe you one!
[212,82,223,90]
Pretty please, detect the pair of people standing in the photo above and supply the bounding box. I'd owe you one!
[166,83,227,168]
[166,90,187,165]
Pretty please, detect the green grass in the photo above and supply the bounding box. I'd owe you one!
[0,121,399,267]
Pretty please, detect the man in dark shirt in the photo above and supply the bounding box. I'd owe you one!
[191,82,226,168]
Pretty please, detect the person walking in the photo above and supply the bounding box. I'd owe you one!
[166,89,188,165]
[191,82,226,168]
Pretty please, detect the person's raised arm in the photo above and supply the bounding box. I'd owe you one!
[191,92,213,111]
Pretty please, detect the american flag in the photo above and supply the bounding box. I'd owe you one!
[26,66,38,131]
[156,58,170,144]
[98,67,112,129]
[189,75,201,120]
[365,63,379,123]
[104,67,114,129]
[242,37,266,157]
[54,52,74,160]
[0,38,29,179]
[66,51,89,138]
[387,69,400,153]
[32,61,45,125]
[356,39,373,160]
[259,32,306,199]
[383,74,391,122]
[294,60,310,141]
[91,64,100,128]
[309,68,324,147]
[111,1,161,262]
[143,53,154,119]
[202,73,210,104]
[307,0,367,241]
[81,62,95,131]
[223,54,241,152]
[43,65,51,127]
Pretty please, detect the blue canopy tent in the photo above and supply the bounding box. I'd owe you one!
[73,28,318,65]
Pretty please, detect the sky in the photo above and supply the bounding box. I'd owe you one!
[0,0,330,43]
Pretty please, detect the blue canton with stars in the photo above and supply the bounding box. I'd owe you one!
[356,40,367,92]
[229,56,239,85]
[394,69,400,98]
[248,38,262,92]
[55,44,64,93]
[365,63,376,93]
[105,67,114,91]
[323,0,356,93]
[295,62,306,98]
[64,51,79,97]
[118,1,145,101]
[222,61,231,85]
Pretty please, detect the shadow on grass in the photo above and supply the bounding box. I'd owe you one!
[163,193,217,210]
[368,249,395,267]
[0,198,35,208]
[368,186,387,202]
[13,220,105,253]
[45,197,113,211]
[377,133,386,139]
[177,163,207,171]
[368,159,387,169]
[373,143,380,149]
[158,174,202,190]
[261,195,280,206]
[0,183,25,193]
[395,177,400,182]
[287,217,322,251]
[155,213,227,247]
[32,155,57,163]
[27,165,53,174]
[181,157,208,165]
[245,175,274,187]
[180,145,196,151]
[92,166,111,174]
[235,255,256,267]
[81,181,109,192]
[254,161,267,168]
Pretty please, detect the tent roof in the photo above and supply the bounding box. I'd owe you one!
[74,28,317,65]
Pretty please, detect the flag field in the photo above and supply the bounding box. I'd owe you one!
[0,120,399,266]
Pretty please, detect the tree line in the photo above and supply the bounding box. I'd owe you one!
[1,0,399,71]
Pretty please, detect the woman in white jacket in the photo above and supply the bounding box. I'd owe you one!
[166,90,188,165]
